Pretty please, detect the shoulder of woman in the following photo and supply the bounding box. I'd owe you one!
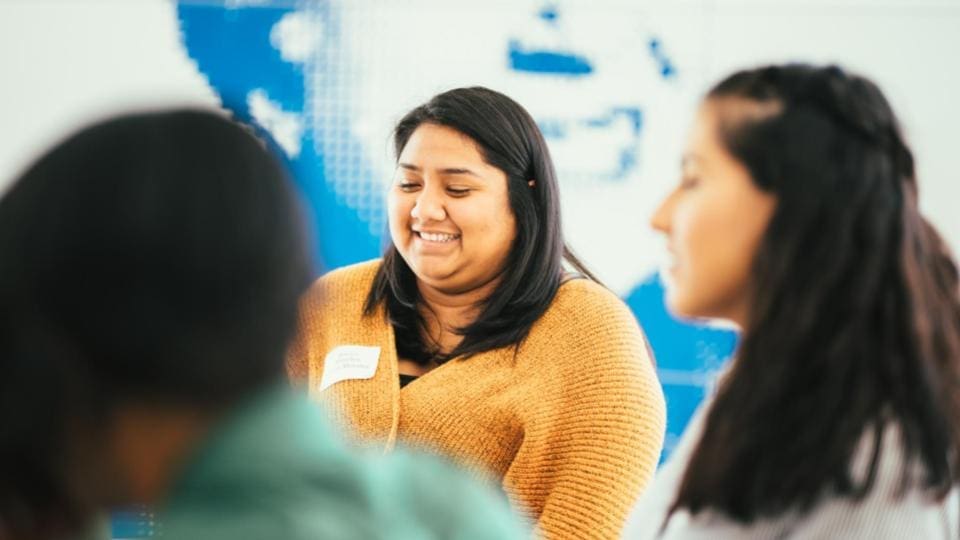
[301,258,383,308]
[547,277,639,330]
[290,259,385,377]
[523,278,654,368]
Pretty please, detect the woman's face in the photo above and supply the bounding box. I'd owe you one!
[651,100,777,327]
[388,123,517,294]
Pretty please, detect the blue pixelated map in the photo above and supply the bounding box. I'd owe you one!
[176,0,736,462]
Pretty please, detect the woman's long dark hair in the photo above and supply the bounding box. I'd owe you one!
[364,87,593,363]
[670,65,960,522]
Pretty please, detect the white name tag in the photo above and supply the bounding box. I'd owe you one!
[318,345,381,392]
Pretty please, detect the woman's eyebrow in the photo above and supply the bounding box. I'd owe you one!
[439,167,481,178]
[398,163,482,178]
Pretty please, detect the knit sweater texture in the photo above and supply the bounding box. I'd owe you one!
[288,260,667,539]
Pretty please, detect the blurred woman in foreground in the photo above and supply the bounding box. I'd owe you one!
[0,110,522,540]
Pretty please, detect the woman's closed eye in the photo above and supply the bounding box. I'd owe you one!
[397,181,421,192]
[446,186,472,196]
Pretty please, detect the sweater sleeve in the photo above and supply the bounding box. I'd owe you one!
[286,274,333,389]
[504,288,666,540]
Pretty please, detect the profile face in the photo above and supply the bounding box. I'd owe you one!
[388,123,517,294]
[650,100,777,327]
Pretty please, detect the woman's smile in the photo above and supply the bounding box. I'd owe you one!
[413,229,462,254]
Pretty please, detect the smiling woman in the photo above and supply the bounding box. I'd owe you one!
[287,87,667,539]
[389,123,516,299]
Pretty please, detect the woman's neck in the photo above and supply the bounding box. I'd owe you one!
[417,275,502,354]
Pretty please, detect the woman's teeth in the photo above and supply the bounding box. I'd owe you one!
[418,231,459,242]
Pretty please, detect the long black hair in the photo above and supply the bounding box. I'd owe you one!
[670,64,960,522]
[0,110,312,539]
[364,87,593,363]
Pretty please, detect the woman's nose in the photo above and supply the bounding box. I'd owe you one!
[411,188,446,222]
[650,190,676,234]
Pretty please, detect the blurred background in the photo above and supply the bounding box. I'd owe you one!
[1,1,958,537]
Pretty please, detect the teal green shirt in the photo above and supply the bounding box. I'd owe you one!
[158,386,524,539]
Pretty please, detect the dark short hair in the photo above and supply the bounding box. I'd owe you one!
[0,109,312,536]
[365,86,593,362]
[670,65,960,523]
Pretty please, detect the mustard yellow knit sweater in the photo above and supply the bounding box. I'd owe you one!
[287,260,666,539]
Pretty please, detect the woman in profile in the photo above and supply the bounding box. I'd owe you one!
[288,86,666,539]
[626,64,960,538]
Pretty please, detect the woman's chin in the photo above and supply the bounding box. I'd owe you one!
[666,296,742,330]
[665,292,705,321]
[410,263,459,286]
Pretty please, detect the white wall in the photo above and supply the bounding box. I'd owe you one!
[702,0,960,257]
[0,0,218,193]
[0,0,957,255]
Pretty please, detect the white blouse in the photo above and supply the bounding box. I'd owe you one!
[624,401,960,539]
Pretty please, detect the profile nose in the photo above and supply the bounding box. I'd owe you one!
[650,189,676,234]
